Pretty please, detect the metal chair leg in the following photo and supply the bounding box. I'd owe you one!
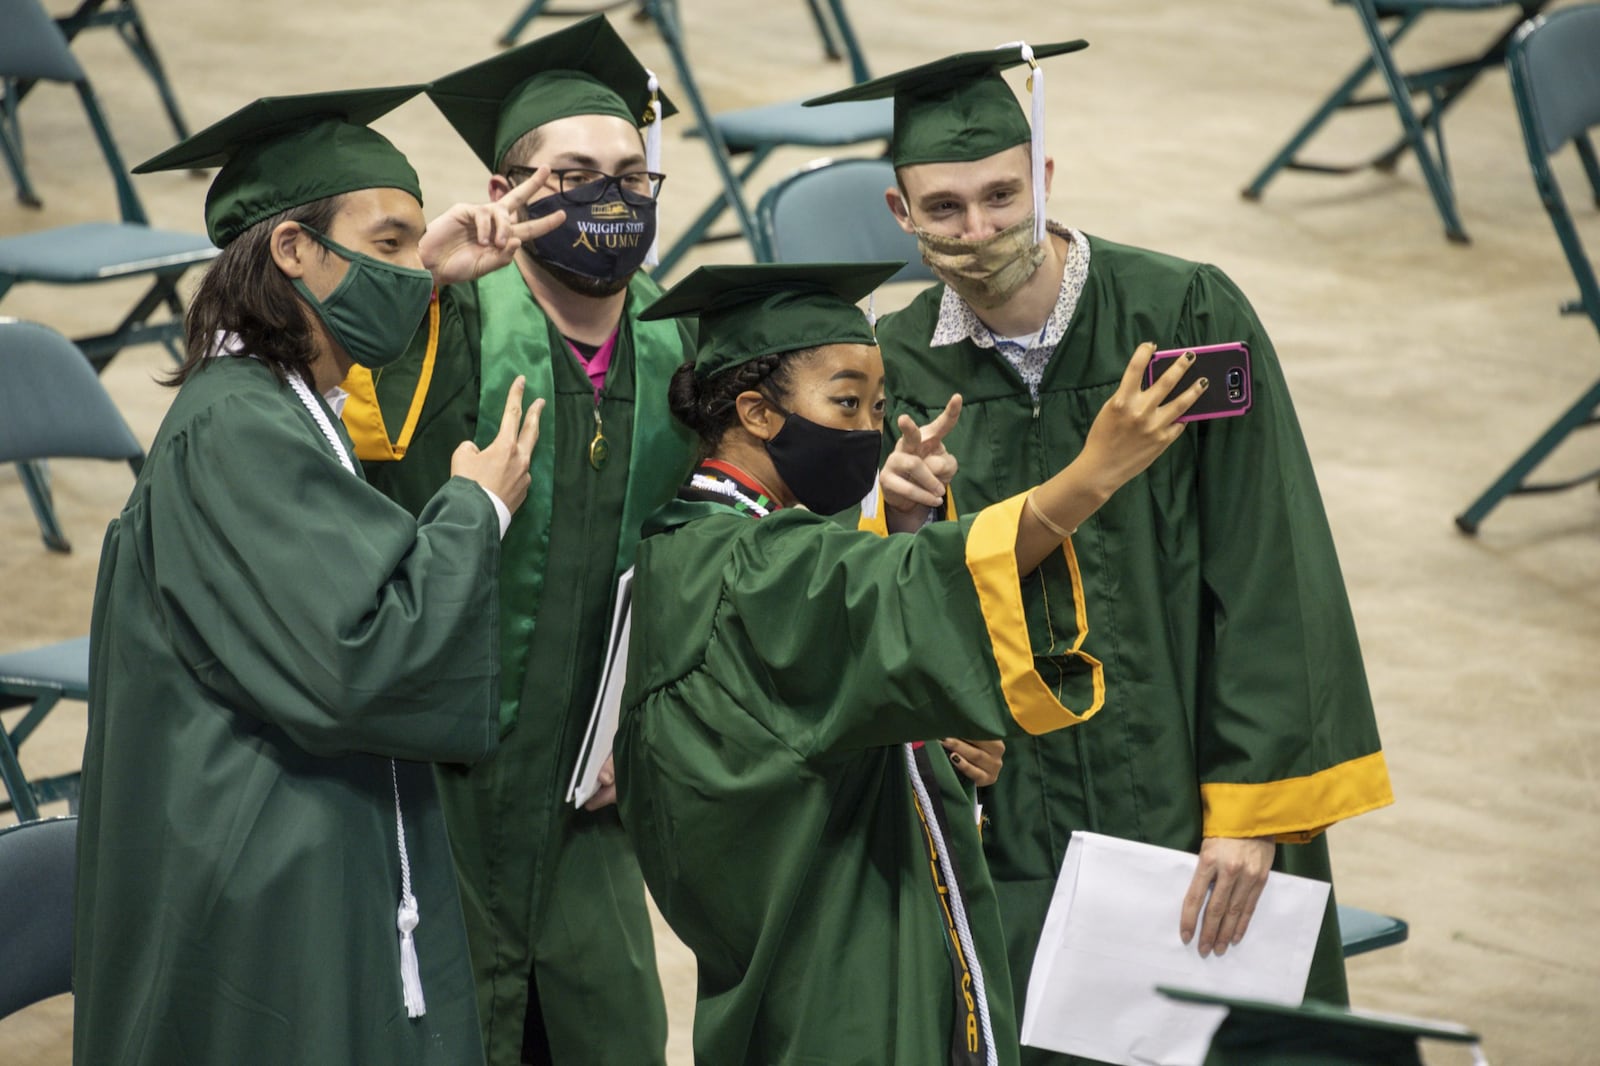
[1574,133,1600,209]
[655,146,774,278]
[499,0,553,46]
[1455,377,1600,533]
[1352,0,1468,243]
[646,0,761,272]
[822,0,871,84]
[16,460,72,554]
[111,0,191,141]
[0,79,42,208]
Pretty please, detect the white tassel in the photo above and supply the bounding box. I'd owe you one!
[391,761,426,1018]
[866,291,877,330]
[995,41,1047,244]
[644,69,663,267]
[1470,1044,1490,1066]
[398,895,426,1018]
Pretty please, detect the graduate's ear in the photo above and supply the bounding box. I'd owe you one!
[735,389,783,442]
[1043,155,1055,200]
[487,173,513,203]
[885,184,916,236]
[269,221,314,279]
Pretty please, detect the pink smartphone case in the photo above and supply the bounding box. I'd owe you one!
[1144,342,1252,422]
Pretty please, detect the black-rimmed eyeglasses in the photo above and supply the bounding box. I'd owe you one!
[505,166,666,206]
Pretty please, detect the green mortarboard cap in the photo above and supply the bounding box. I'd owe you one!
[1158,988,1483,1066]
[804,40,1086,168]
[427,14,678,172]
[134,87,424,247]
[639,262,901,380]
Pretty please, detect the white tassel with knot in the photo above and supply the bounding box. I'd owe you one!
[995,40,1048,244]
[392,761,426,1018]
[644,69,664,267]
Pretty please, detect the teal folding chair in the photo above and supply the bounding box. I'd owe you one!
[755,157,932,284]
[0,816,77,1016]
[1336,903,1410,956]
[1,319,145,553]
[1243,0,1549,244]
[1456,4,1600,533]
[0,0,218,372]
[0,643,89,823]
[4,0,190,208]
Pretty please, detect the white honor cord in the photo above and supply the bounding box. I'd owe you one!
[643,68,663,267]
[286,372,426,1017]
[689,473,771,516]
[902,743,999,1066]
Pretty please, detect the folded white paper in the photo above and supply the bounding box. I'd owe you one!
[1020,831,1331,1066]
[566,567,634,809]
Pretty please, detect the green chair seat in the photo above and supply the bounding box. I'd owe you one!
[0,638,91,696]
[696,98,892,152]
[0,222,217,283]
[1336,904,1410,957]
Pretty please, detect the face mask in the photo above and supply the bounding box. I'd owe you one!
[290,226,433,370]
[765,406,882,516]
[524,184,657,295]
[914,214,1046,309]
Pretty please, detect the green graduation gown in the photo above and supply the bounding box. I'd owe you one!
[617,485,1108,1066]
[353,265,695,1065]
[874,235,1395,1065]
[75,356,500,1066]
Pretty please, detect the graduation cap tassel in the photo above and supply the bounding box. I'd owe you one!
[994,41,1047,245]
[392,761,427,1018]
[644,69,664,268]
[866,291,877,330]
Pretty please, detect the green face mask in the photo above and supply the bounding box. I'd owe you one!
[290,226,434,370]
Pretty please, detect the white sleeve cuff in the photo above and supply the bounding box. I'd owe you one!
[482,487,512,539]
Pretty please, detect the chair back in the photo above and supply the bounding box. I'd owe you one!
[0,815,77,1019]
[0,319,144,469]
[756,157,934,284]
[1508,5,1600,334]
[0,0,85,82]
[0,0,147,223]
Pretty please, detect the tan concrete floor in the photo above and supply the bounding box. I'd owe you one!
[3,0,1599,1062]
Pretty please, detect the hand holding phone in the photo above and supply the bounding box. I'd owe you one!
[1143,342,1252,422]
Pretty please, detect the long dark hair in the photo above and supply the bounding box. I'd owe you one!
[665,347,819,458]
[165,195,343,388]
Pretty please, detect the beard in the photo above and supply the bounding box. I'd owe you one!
[525,251,634,298]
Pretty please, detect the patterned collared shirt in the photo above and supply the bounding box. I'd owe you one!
[928,221,1089,400]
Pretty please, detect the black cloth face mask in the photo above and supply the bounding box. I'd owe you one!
[765,406,882,516]
[523,184,656,291]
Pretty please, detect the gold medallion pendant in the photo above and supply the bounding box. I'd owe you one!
[589,408,609,470]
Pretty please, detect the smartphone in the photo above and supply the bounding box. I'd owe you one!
[1143,342,1252,422]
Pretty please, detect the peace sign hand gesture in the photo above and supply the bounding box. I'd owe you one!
[881,393,962,533]
[420,166,569,288]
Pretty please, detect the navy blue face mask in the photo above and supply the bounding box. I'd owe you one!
[524,184,656,292]
[765,406,882,515]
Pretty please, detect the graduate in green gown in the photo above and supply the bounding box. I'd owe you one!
[615,261,1210,1066]
[808,42,1396,1063]
[339,18,693,1064]
[73,88,558,1066]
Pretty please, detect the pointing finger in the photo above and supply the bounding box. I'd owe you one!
[920,393,964,448]
[498,376,527,443]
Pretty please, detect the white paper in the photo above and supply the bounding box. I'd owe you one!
[566,567,634,808]
[1020,831,1331,1066]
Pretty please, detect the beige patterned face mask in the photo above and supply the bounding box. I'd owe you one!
[914,214,1047,309]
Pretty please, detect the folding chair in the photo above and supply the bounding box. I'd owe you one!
[1455,4,1600,533]
[494,0,885,278]
[755,157,933,284]
[0,816,77,1017]
[0,0,218,372]
[1336,903,1410,956]
[4,0,190,207]
[0,318,145,553]
[1242,0,1549,244]
[0,642,89,823]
